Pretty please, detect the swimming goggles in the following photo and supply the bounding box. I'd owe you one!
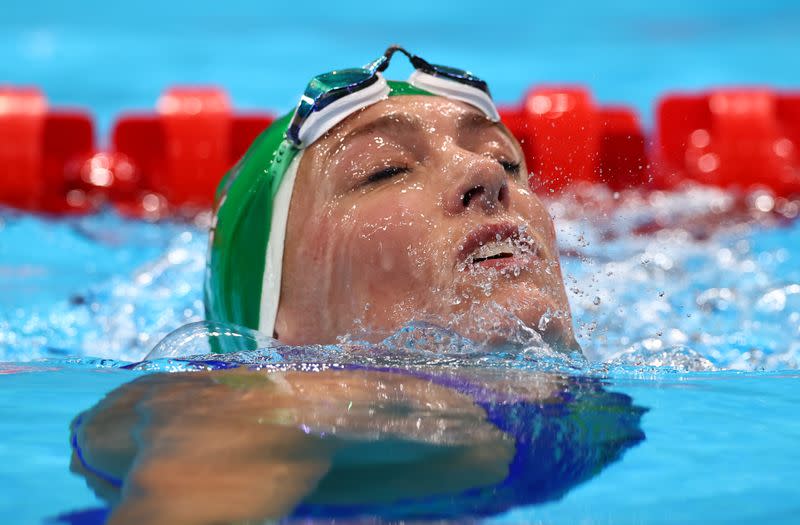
[286,45,501,147]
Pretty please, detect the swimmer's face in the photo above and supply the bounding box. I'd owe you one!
[275,96,577,349]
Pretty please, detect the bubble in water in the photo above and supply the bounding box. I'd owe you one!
[145,320,277,360]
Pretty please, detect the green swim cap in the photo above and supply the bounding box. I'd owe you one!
[204,81,436,338]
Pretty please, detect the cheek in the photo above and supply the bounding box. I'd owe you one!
[343,193,437,290]
[307,189,443,303]
[513,185,558,246]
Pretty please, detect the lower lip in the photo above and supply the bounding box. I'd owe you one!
[472,254,533,272]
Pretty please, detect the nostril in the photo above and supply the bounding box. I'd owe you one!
[498,184,508,205]
[463,186,484,207]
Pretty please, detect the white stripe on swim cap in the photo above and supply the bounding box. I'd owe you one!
[257,76,393,335]
[258,151,303,337]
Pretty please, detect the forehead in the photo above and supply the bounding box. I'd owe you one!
[344,95,480,125]
[312,95,493,149]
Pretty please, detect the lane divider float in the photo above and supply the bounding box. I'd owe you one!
[1,85,798,217]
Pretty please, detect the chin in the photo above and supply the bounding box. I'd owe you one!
[447,288,578,352]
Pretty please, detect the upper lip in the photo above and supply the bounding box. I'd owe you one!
[457,222,536,264]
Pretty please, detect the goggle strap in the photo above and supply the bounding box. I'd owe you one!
[297,73,391,147]
[408,70,500,122]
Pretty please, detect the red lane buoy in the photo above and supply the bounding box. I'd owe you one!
[111,87,274,215]
[0,86,96,213]
[4,83,799,217]
[500,87,649,195]
[0,87,47,210]
[598,107,649,191]
[656,89,800,196]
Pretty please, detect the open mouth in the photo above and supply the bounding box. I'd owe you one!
[467,237,518,264]
[458,223,539,270]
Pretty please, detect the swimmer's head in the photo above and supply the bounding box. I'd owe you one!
[206,47,578,350]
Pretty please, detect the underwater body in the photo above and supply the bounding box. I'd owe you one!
[3,0,800,523]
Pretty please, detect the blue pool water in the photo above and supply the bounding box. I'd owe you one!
[2,186,800,524]
[3,1,800,523]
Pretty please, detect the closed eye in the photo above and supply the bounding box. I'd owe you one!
[499,160,521,177]
[365,166,410,185]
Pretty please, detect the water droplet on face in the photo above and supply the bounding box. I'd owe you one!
[538,310,552,332]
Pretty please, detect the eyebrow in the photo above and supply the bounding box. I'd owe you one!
[325,112,426,165]
[456,111,517,142]
[456,111,495,131]
[327,108,516,164]
[342,112,426,142]
[342,109,513,146]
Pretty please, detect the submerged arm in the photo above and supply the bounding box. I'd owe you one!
[72,371,333,524]
[71,368,515,524]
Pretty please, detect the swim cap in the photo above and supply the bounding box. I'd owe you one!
[205,76,499,340]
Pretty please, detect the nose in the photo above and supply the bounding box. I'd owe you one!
[442,149,510,215]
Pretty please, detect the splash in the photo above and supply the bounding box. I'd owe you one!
[552,184,800,371]
[134,320,716,376]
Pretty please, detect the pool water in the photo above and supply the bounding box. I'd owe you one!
[2,185,800,523]
[3,364,798,524]
[3,0,800,523]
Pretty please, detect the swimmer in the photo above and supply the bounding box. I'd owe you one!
[205,45,578,350]
[68,47,625,525]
